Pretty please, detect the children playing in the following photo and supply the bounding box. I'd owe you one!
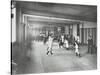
[74,41,81,57]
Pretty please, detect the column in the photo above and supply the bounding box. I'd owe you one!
[81,22,84,44]
[73,24,77,37]
[16,4,23,43]
[65,25,69,35]
[77,24,80,36]
[24,16,28,40]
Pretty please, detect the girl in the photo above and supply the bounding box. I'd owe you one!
[64,38,69,50]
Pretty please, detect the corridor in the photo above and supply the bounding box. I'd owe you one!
[11,1,97,74]
[16,41,97,74]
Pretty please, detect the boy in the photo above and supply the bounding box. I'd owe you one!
[46,34,54,55]
[87,36,93,54]
[74,41,81,57]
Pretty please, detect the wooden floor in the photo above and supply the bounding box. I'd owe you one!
[16,41,97,74]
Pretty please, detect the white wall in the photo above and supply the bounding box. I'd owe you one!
[81,21,97,28]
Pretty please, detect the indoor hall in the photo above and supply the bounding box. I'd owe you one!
[11,1,97,74]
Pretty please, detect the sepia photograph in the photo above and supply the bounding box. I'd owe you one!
[11,0,97,74]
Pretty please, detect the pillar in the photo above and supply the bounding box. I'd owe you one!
[24,16,28,40]
[16,4,24,43]
[81,22,84,44]
[73,24,76,37]
[65,25,69,35]
[77,24,80,36]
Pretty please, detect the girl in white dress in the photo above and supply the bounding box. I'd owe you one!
[65,38,69,50]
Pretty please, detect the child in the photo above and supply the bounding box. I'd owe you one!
[59,35,64,48]
[65,38,69,50]
[47,35,54,55]
[59,38,64,48]
[74,41,81,57]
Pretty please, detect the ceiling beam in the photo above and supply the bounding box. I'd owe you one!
[22,8,96,22]
[28,21,80,25]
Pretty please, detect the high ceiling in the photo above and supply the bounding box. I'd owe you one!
[16,1,97,23]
